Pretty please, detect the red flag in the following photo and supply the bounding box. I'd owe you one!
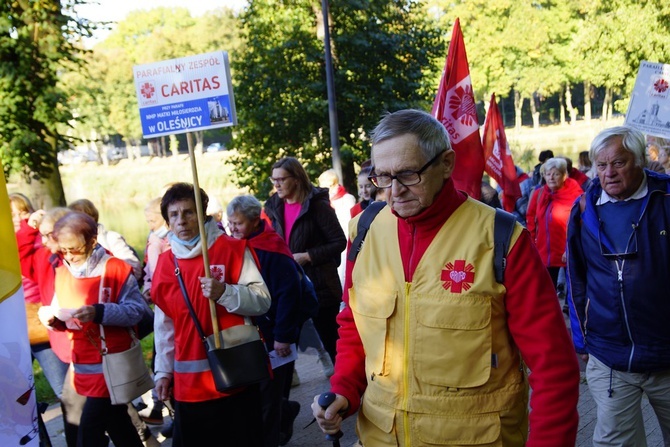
[482,93,521,212]
[432,18,484,199]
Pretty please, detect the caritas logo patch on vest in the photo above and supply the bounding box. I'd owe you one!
[441,260,474,293]
[210,265,225,282]
[101,287,112,303]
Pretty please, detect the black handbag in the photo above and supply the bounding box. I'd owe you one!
[173,255,270,392]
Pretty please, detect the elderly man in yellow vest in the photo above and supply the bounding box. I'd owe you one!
[311,109,580,446]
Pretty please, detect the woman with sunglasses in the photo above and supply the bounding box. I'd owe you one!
[18,207,90,446]
[38,211,149,447]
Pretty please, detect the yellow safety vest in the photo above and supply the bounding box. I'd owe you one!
[349,198,529,446]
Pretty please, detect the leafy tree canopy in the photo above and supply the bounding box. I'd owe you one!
[0,0,95,180]
[231,0,445,198]
[65,7,242,146]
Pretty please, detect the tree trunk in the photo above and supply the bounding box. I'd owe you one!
[124,137,135,161]
[147,139,156,158]
[559,84,566,126]
[10,152,66,209]
[607,89,614,120]
[565,86,578,126]
[94,141,108,166]
[601,87,611,122]
[514,90,523,130]
[530,94,540,129]
[500,96,507,126]
[195,131,204,153]
[160,136,167,157]
[584,81,592,123]
[91,130,107,166]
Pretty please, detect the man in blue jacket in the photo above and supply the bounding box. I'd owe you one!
[567,126,670,446]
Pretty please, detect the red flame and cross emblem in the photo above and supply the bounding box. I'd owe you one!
[140,82,155,99]
[654,78,669,94]
[441,259,475,293]
[448,84,478,127]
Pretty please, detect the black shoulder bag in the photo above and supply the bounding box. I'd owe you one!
[173,255,270,392]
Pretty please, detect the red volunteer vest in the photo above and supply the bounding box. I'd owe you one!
[55,257,133,397]
[153,235,248,402]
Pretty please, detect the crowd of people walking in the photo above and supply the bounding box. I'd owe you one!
[12,111,670,446]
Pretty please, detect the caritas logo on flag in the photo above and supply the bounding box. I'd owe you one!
[432,17,484,199]
[442,76,479,144]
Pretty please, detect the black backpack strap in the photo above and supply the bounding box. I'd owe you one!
[347,201,386,262]
[493,208,517,284]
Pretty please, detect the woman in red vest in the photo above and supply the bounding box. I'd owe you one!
[151,183,271,447]
[38,212,149,447]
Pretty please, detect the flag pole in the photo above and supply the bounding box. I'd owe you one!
[186,132,221,349]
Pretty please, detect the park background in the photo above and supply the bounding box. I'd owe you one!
[4,1,669,209]
[2,0,665,404]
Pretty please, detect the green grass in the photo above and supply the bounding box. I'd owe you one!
[33,359,58,404]
[141,333,154,367]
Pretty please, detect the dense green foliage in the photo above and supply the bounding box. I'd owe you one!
[0,0,94,182]
[431,0,670,127]
[232,0,445,197]
[3,0,670,202]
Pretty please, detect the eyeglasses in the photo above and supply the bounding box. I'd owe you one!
[598,223,638,259]
[269,176,293,185]
[368,151,446,189]
[60,244,88,256]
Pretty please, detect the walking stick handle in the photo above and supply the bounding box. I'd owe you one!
[318,392,343,446]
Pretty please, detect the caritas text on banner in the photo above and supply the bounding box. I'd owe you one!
[133,51,237,138]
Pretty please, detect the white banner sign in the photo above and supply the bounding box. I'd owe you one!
[625,60,670,139]
[133,51,237,138]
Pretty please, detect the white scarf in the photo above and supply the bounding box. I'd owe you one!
[169,218,224,260]
[63,244,109,278]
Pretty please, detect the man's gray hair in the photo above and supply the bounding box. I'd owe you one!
[226,195,262,221]
[370,109,452,162]
[590,126,646,168]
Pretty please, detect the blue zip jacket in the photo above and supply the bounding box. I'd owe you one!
[566,170,670,372]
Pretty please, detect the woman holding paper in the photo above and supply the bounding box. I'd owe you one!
[37,212,148,447]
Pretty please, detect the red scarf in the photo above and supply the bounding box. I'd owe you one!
[247,221,294,258]
[330,185,348,201]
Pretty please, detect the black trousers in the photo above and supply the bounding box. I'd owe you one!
[260,362,293,447]
[313,302,340,363]
[77,397,142,447]
[173,384,263,447]
[547,266,560,290]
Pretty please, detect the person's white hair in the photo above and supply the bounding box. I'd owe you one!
[590,126,646,168]
[226,195,262,221]
[318,169,340,188]
[543,158,568,177]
